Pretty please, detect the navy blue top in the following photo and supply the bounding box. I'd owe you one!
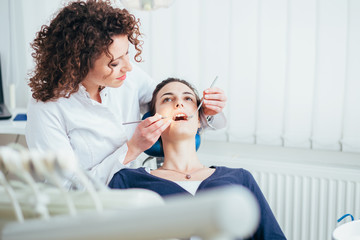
[109,166,286,240]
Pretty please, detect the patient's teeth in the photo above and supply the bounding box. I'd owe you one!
[174,113,187,121]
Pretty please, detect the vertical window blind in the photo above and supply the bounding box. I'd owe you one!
[131,0,360,153]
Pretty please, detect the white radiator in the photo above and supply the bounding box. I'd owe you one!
[253,171,360,240]
[198,141,360,240]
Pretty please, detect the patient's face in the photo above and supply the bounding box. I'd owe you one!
[155,82,200,140]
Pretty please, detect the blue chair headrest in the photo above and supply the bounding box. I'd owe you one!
[142,112,201,157]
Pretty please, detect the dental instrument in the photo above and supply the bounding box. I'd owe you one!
[122,116,169,125]
[187,75,218,119]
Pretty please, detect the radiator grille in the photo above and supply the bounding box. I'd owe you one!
[252,171,360,240]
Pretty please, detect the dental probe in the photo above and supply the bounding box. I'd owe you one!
[122,116,169,125]
[187,75,218,119]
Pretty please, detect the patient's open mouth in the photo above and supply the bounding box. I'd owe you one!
[173,113,188,121]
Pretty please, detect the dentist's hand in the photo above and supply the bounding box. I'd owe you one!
[201,87,227,116]
[124,113,171,164]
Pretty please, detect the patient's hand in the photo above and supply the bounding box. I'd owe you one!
[202,87,227,116]
[124,113,171,164]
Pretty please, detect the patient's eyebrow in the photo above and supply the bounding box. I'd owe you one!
[160,91,195,98]
[160,92,174,98]
[183,91,195,96]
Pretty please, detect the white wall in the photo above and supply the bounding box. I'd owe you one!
[1,0,360,153]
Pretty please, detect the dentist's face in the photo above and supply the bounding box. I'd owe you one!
[155,82,200,139]
[83,34,132,89]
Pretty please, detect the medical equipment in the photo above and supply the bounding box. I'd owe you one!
[122,116,169,125]
[187,75,218,119]
[0,146,164,221]
[0,145,260,240]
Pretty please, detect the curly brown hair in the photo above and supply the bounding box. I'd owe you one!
[29,0,143,102]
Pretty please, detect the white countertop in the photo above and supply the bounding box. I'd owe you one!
[0,108,27,135]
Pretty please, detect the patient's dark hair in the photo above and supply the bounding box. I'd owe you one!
[149,78,201,116]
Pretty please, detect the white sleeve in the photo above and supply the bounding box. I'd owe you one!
[25,99,74,155]
[25,99,127,186]
[26,100,79,188]
[87,145,129,185]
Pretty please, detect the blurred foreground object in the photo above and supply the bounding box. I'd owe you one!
[333,219,360,240]
[0,145,260,239]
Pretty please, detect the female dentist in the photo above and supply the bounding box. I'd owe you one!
[25,0,227,185]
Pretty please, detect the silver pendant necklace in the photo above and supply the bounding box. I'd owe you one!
[160,166,206,179]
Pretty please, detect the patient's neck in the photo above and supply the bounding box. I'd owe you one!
[162,139,202,171]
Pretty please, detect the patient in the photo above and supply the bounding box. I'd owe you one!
[109,78,286,240]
